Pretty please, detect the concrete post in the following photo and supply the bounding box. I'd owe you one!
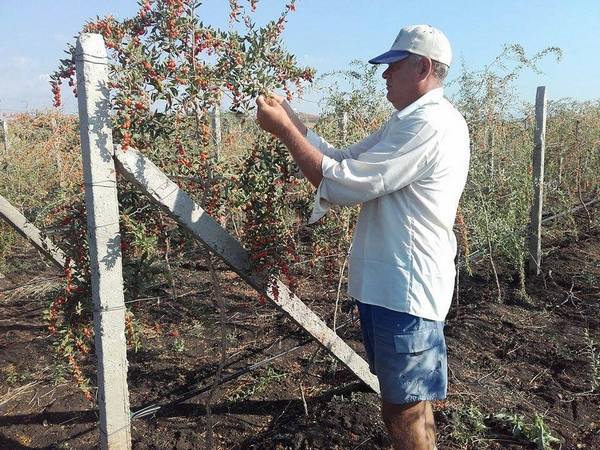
[75,33,131,450]
[340,111,348,144]
[211,106,222,160]
[528,86,547,276]
[2,119,8,155]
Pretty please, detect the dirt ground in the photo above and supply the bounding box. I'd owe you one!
[1,214,600,449]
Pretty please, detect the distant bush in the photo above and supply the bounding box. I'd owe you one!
[0,112,81,271]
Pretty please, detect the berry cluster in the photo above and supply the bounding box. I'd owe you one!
[236,134,301,299]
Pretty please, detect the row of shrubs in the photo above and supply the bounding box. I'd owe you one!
[1,51,599,298]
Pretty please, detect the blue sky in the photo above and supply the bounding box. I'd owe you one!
[0,0,598,114]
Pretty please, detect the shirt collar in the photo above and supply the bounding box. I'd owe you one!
[394,87,444,119]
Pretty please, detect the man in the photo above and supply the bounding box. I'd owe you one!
[256,24,470,450]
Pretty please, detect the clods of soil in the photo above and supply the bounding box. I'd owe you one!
[1,220,600,449]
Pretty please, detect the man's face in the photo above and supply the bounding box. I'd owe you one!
[382,57,419,110]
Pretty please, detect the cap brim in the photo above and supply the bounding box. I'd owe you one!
[368,50,410,64]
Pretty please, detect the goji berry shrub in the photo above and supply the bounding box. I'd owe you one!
[48,0,315,397]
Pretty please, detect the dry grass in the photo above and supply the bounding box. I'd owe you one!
[1,275,64,302]
[0,111,81,270]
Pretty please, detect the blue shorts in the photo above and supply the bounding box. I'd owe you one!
[357,301,448,405]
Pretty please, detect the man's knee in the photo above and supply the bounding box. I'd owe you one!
[381,400,436,450]
[381,400,426,427]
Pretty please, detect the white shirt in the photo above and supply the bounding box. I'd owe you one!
[306,88,470,321]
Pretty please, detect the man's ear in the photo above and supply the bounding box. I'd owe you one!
[418,57,433,80]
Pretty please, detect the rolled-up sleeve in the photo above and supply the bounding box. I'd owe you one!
[306,127,386,162]
[309,118,438,223]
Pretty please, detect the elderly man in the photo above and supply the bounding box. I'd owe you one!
[256,24,470,450]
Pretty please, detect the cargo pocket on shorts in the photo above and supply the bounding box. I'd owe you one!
[393,328,443,355]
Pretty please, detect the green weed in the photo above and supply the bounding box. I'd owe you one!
[171,338,186,353]
[446,403,488,447]
[493,411,562,449]
[51,362,68,386]
[445,404,562,449]
[3,364,34,385]
[229,365,285,402]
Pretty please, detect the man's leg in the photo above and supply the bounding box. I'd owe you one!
[355,302,446,450]
[381,400,436,450]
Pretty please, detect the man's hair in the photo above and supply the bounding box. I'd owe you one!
[408,54,449,83]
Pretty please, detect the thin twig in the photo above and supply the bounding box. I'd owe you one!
[541,197,600,224]
[454,247,461,310]
[161,213,177,304]
[291,252,346,267]
[124,289,206,305]
[481,195,502,303]
[333,255,348,331]
[352,436,373,449]
[574,120,592,227]
[0,381,40,407]
[299,384,308,416]
[203,249,227,450]
[333,215,352,332]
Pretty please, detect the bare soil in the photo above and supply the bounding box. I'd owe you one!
[1,215,600,449]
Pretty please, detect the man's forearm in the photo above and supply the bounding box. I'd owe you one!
[281,101,308,136]
[278,125,323,188]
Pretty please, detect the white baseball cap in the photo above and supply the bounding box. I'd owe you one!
[369,25,452,66]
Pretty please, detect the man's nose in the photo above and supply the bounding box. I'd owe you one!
[382,67,390,79]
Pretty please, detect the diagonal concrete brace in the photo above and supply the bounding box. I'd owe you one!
[113,146,380,394]
[0,193,67,271]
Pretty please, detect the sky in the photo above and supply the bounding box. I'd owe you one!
[0,0,599,115]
